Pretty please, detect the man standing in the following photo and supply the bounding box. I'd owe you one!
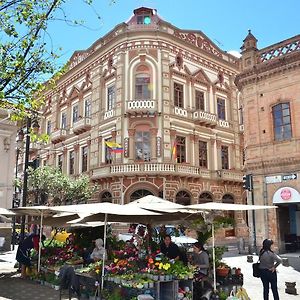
[160,235,180,260]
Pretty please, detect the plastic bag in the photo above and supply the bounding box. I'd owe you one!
[226,290,239,300]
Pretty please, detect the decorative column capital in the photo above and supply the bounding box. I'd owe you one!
[128,128,136,137]
[150,128,158,135]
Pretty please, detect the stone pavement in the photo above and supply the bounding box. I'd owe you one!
[224,254,300,300]
[1,249,300,299]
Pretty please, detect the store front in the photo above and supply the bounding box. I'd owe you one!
[273,187,300,251]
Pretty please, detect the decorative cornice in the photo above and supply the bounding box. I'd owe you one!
[236,51,300,89]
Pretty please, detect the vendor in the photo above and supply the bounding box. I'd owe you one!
[16,233,45,279]
[160,235,180,260]
[90,238,107,261]
[190,242,209,279]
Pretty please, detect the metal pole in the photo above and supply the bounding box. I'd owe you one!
[20,117,31,242]
[101,213,108,290]
[250,175,257,253]
[38,210,43,273]
[12,148,20,250]
[212,222,216,293]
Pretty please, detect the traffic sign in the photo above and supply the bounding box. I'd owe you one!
[265,175,282,184]
[282,174,297,181]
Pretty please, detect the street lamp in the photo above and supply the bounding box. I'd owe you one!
[19,117,32,242]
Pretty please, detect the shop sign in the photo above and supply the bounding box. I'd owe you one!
[273,187,300,204]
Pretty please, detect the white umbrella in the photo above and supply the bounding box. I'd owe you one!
[52,202,163,289]
[0,207,15,216]
[180,202,277,292]
[127,195,187,212]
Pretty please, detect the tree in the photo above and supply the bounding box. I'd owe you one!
[0,0,101,120]
[27,166,97,205]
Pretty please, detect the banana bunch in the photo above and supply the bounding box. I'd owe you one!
[236,287,250,300]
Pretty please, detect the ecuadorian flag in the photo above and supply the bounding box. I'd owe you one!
[105,141,124,153]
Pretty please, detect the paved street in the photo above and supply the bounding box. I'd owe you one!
[223,253,300,300]
[1,249,300,299]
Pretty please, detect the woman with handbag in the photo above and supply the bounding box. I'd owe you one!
[259,239,282,300]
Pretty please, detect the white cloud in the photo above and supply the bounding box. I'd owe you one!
[228,50,242,58]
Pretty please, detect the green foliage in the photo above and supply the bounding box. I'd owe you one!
[27,166,96,205]
[0,0,102,120]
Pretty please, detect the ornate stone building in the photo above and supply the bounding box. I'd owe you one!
[0,108,17,250]
[236,31,300,252]
[36,7,246,241]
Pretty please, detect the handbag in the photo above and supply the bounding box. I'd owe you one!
[252,261,261,278]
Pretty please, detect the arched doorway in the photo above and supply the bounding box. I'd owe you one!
[175,191,191,206]
[222,194,235,237]
[100,191,112,203]
[199,192,213,204]
[130,189,153,202]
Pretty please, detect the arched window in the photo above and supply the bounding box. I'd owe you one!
[130,189,153,202]
[135,65,151,99]
[175,191,191,206]
[222,194,234,204]
[135,124,151,162]
[199,192,213,204]
[100,192,112,203]
[222,194,235,236]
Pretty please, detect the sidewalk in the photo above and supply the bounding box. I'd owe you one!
[1,249,300,299]
[224,254,300,300]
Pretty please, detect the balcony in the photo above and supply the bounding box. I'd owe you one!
[193,110,217,128]
[126,99,157,115]
[104,110,115,120]
[218,119,231,129]
[92,163,212,179]
[216,169,243,182]
[51,129,67,144]
[73,117,92,134]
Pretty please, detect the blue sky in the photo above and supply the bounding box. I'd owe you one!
[47,0,300,67]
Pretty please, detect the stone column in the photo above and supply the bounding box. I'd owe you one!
[127,129,135,162]
[150,128,158,161]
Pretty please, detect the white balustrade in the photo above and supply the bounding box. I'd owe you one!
[218,119,230,128]
[174,107,188,117]
[193,111,217,123]
[127,99,156,110]
[104,110,115,120]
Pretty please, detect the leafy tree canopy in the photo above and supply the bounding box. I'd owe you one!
[28,166,97,205]
[0,0,102,120]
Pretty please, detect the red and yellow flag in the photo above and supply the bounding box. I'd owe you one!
[171,140,177,160]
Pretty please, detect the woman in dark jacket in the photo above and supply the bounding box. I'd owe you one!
[259,239,282,300]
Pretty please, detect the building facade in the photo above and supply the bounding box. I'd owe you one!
[236,32,300,252]
[0,108,17,250]
[35,8,247,241]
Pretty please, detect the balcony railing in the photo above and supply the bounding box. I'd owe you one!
[104,109,115,120]
[73,117,91,134]
[51,129,67,143]
[126,99,157,114]
[193,110,217,127]
[92,163,217,180]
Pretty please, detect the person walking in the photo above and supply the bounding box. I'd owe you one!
[259,239,282,300]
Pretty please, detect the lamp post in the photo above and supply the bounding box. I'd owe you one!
[11,130,24,249]
[19,117,31,242]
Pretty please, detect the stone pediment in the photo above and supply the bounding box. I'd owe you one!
[67,85,80,99]
[193,68,211,84]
